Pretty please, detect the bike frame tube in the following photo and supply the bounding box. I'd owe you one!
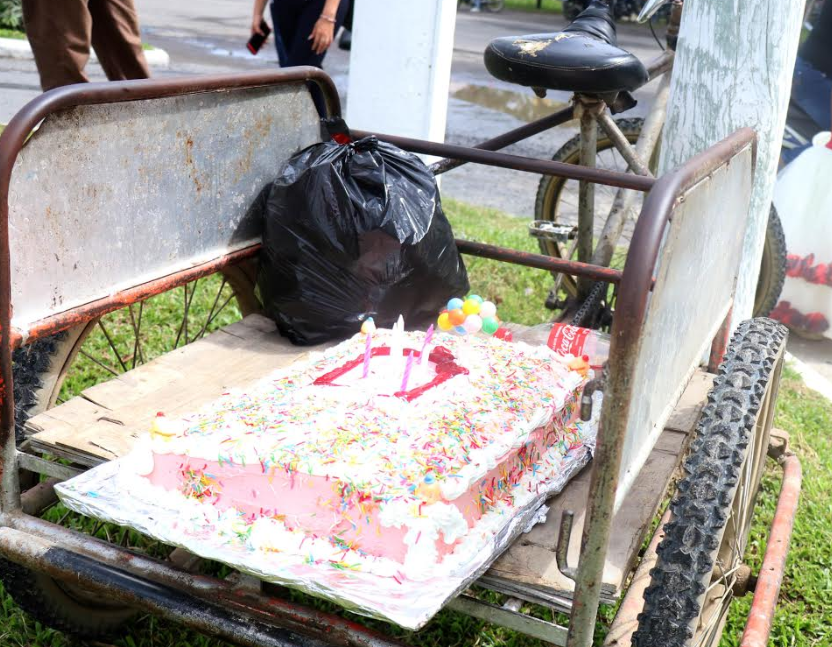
[350,129,656,192]
[428,105,575,176]
[591,70,672,270]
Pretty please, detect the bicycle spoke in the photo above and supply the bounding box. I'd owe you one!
[205,292,236,330]
[97,320,128,373]
[79,350,121,377]
[128,302,145,370]
[195,277,228,341]
[174,281,199,349]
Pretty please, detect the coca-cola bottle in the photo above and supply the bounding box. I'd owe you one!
[547,324,610,369]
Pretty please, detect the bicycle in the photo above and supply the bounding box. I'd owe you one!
[470,0,786,327]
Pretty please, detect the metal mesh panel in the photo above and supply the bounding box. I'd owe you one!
[8,83,320,330]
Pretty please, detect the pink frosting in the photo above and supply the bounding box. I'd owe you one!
[146,389,579,565]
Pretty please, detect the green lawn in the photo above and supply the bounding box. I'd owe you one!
[0,199,828,646]
[503,0,564,13]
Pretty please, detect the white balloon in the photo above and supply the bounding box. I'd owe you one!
[463,314,482,333]
[479,301,497,318]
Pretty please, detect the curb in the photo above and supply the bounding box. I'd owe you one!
[0,37,170,68]
[785,351,832,402]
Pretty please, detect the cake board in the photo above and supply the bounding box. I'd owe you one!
[25,314,708,628]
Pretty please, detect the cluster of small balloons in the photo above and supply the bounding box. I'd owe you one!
[437,295,500,335]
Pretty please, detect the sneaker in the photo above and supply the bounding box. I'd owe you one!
[470,6,481,11]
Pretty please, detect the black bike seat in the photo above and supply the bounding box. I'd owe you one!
[484,0,648,95]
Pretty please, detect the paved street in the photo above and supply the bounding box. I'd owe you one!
[2,2,830,385]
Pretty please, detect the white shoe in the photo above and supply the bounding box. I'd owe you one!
[470,6,481,11]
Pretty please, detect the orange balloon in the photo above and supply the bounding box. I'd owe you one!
[448,309,466,326]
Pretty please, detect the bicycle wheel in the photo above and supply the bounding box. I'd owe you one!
[535,118,786,318]
[7,261,260,640]
[534,117,648,304]
[485,0,505,11]
[633,318,787,647]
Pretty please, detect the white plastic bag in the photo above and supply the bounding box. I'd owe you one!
[771,132,832,339]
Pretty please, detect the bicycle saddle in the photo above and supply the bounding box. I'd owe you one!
[484,0,648,95]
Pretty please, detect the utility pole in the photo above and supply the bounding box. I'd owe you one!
[345,0,457,149]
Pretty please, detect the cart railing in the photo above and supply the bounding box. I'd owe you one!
[0,70,332,335]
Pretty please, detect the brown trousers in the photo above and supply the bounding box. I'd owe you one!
[23,0,150,91]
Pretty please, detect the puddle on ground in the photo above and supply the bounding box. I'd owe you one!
[451,83,571,123]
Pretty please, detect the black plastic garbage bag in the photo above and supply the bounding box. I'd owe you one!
[256,136,469,345]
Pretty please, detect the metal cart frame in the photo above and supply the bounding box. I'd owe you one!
[0,69,801,647]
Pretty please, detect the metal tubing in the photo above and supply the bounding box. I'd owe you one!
[20,478,59,516]
[596,112,653,178]
[428,105,575,176]
[455,239,623,284]
[565,128,757,647]
[4,513,405,647]
[707,308,733,373]
[739,453,802,647]
[577,102,600,297]
[350,130,655,193]
[590,71,672,271]
[12,245,260,349]
[16,453,83,481]
[0,527,331,647]
[645,50,675,81]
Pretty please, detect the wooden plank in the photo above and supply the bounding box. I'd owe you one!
[481,369,712,606]
[27,314,329,464]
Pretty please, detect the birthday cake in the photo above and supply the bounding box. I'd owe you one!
[129,327,588,580]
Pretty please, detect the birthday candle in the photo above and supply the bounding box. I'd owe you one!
[401,350,415,392]
[362,331,372,378]
[390,315,404,366]
[418,324,434,364]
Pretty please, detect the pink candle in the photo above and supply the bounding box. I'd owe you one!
[362,331,372,378]
[419,324,434,364]
[401,350,415,392]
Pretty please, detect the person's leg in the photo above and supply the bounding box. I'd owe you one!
[783,56,832,164]
[791,56,832,133]
[281,0,347,115]
[88,0,150,82]
[338,0,352,50]
[22,0,92,90]
[269,2,289,66]
[283,0,346,68]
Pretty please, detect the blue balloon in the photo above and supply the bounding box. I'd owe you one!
[447,297,464,311]
[454,325,467,335]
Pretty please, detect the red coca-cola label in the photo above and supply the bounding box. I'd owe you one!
[547,324,591,357]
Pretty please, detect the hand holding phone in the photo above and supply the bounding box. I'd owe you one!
[247,20,272,55]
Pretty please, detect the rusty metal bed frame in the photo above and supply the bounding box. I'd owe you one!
[0,69,801,647]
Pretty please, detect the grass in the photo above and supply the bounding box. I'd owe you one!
[0,27,23,39]
[1,198,829,646]
[0,28,155,49]
[503,0,564,13]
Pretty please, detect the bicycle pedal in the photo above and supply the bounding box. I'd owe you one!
[545,290,565,311]
[529,221,575,242]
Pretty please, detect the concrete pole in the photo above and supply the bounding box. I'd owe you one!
[658,0,805,322]
[345,0,457,145]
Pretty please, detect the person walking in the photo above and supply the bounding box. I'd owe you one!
[251,0,348,115]
[22,0,150,92]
